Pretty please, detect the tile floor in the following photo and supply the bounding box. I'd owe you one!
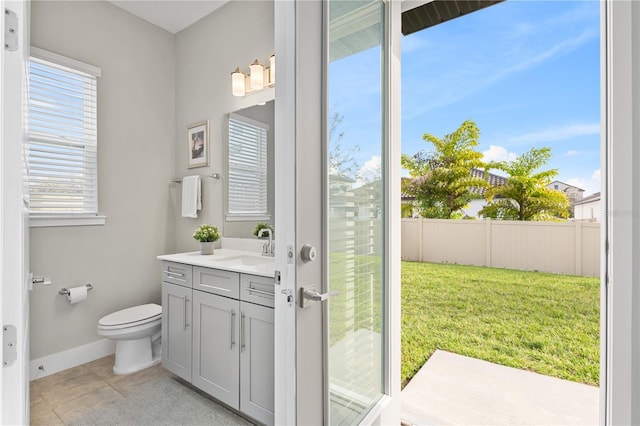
[30,355,174,425]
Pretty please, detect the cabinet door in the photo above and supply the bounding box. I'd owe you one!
[240,302,275,426]
[192,291,240,409]
[162,282,192,381]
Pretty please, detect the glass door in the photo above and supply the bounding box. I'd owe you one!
[278,0,399,423]
[326,1,386,423]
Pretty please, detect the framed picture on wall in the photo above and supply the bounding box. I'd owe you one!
[187,120,209,168]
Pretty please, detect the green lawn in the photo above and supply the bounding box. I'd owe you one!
[401,261,600,388]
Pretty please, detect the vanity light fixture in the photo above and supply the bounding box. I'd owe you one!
[231,55,275,97]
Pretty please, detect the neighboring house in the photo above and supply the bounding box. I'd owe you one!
[401,177,419,217]
[572,192,601,222]
[464,168,508,218]
[402,168,509,218]
[401,193,418,218]
[547,180,585,204]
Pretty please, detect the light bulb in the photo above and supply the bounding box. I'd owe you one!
[231,68,245,97]
[249,59,264,91]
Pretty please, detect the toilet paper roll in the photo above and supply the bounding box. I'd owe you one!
[67,286,88,304]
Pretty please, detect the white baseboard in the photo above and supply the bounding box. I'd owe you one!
[29,338,116,381]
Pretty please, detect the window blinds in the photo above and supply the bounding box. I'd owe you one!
[28,55,99,215]
[228,114,268,216]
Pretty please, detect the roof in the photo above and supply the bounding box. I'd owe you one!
[572,192,601,207]
[331,0,504,62]
[469,168,507,195]
[401,168,507,200]
[402,0,504,36]
[548,180,586,192]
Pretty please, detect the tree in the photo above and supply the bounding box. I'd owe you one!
[479,147,569,221]
[401,119,488,219]
[328,112,360,178]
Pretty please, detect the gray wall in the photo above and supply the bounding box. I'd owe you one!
[173,0,275,251]
[29,1,176,359]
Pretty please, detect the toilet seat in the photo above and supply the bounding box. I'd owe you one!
[98,303,161,330]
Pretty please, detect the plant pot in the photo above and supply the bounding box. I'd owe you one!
[200,242,214,255]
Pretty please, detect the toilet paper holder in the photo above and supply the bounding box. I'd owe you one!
[58,284,93,295]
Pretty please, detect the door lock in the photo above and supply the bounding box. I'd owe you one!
[300,244,317,262]
[281,288,295,306]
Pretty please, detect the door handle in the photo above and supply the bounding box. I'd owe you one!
[299,285,340,309]
[230,310,236,349]
[240,312,246,353]
[183,297,189,330]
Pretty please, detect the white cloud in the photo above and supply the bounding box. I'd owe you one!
[509,123,599,144]
[355,155,382,187]
[566,168,601,196]
[566,177,586,190]
[482,145,518,163]
[565,150,579,157]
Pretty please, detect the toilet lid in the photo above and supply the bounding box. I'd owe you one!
[99,303,162,327]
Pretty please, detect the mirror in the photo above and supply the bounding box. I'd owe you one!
[223,100,275,238]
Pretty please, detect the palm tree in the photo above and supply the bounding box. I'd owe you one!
[480,147,569,221]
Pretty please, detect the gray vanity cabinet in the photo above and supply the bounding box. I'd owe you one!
[160,260,274,426]
[161,281,192,381]
[192,289,240,408]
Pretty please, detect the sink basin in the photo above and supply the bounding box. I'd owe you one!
[215,255,274,267]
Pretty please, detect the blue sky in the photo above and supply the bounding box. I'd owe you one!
[330,0,601,195]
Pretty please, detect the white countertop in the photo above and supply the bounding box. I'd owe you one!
[157,249,275,278]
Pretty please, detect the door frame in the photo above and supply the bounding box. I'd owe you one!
[1,0,29,424]
[601,1,640,424]
[1,2,5,418]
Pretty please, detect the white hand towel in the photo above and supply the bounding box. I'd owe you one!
[181,175,201,218]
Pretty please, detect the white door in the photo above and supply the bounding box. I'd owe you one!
[274,0,401,424]
[1,0,29,424]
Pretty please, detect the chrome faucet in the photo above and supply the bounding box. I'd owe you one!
[258,228,275,257]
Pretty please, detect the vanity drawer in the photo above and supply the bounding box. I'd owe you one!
[161,261,193,288]
[194,266,240,299]
[240,274,275,308]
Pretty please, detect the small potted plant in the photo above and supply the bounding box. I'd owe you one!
[253,223,274,238]
[193,224,220,255]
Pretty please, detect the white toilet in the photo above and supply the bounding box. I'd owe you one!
[97,303,162,375]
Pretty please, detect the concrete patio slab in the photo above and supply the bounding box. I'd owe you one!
[401,350,599,425]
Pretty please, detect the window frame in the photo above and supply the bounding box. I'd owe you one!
[28,47,105,228]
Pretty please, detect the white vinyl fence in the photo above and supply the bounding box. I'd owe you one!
[401,218,600,277]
